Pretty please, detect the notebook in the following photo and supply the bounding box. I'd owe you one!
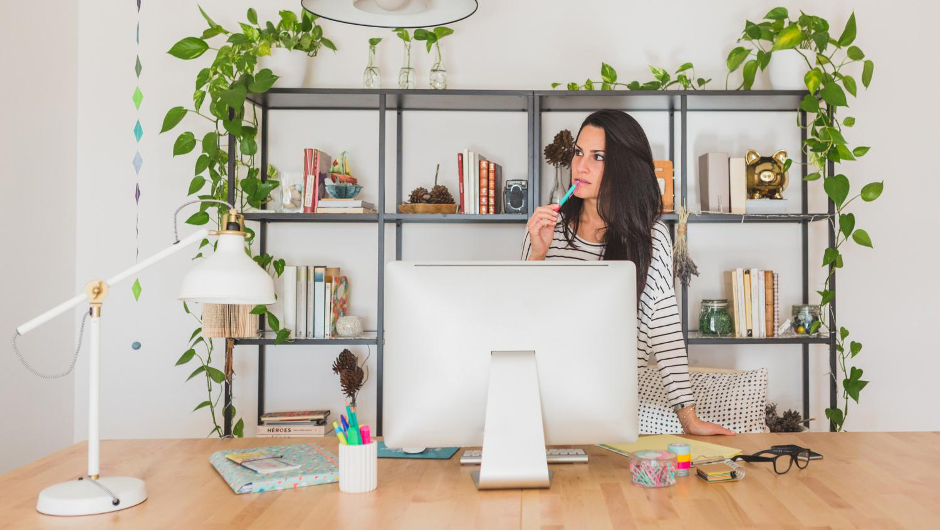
[598,434,742,465]
[696,460,745,482]
[210,443,338,494]
[377,441,459,460]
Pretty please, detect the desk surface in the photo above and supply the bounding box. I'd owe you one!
[0,432,936,530]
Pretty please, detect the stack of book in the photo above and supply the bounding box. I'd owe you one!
[457,150,502,214]
[282,266,349,339]
[257,410,333,438]
[723,269,780,338]
[315,198,376,214]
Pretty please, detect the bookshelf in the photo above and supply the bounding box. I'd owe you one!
[227,88,838,436]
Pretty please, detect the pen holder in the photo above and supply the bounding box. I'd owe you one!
[339,440,378,493]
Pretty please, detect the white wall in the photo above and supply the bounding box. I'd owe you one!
[0,0,79,473]
[64,0,938,451]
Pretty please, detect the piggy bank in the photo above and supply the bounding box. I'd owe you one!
[745,149,788,199]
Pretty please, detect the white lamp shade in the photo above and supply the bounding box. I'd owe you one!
[301,0,477,28]
[179,233,275,304]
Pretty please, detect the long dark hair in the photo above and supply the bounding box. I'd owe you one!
[559,110,663,300]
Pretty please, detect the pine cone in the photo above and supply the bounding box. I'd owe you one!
[781,409,804,432]
[409,187,430,204]
[429,185,454,204]
[544,129,575,168]
[340,366,365,400]
[332,349,357,375]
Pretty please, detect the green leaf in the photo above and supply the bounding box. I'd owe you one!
[207,367,226,384]
[838,12,856,47]
[584,79,594,91]
[844,379,869,403]
[193,400,211,412]
[756,50,771,71]
[823,174,850,206]
[809,321,821,335]
[189,328,202,342]
[847,45,864,61]
[183,301,191,314]
[861,181,883,201]
[186,211,210,225]
[850,341,862,357]
[161,107,187,133]
[233,418,244,438]
[675,62,693,73]
[822,247,840,267]
[186,365,207,381]
[198,5,220,28]
[764,7,788,20]
[413,28,432,41]
[742,59,758,89]
[250,304,267,315]
[550,82,561,89]
[321,37,337,52]
[843,116,855,127]
[247,7,257,24]
[842,75,857,97]
[825,407,844,427]
[826,127,847,145]
[567,82,579,91]
[818,289,835,305]
[173,132,197,156]
[852,229,872,248]
[802,68,823,94]
[853,146,871,158]
[276,329,291,344]
[273,259,285,277]
[240,136,258,156]
[836,144,855,161]
[168,37,209,60]
[799,94,819,113]
[727,47,751,72]
[433,26,454,39]
[839,213,855,238]
[132,278,142,301]
[202,132,218,155]
[840,326,849,341]
[266,311,281,331]
[803,172,820,181]
[862,60,874,87]
[821,81,847,107]
[782,158,792,173]
[649,65,669,84]
[220,84,247,110]
[195,154,210,176]
[187,176,206,195]
[601,62,617,84]
[771,24,803,51]
[369,37,382,47]
[249,69,278,93]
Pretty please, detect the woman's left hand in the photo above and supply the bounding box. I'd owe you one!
[685,417,736,436]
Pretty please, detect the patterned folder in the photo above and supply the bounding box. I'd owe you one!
[210,443,339,494]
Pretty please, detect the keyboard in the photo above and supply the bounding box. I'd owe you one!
[460,448,588,465]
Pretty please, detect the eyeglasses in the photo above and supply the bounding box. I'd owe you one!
[731,449,811,474]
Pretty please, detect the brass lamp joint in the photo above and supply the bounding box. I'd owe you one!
[84,280,109,317]
[210,209,248,237]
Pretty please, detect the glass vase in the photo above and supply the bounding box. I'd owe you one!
[398,43,415,89]
[549,166,567,204]
[363,46,380,89]
[429,42,447,90]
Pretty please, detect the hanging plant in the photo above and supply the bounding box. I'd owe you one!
[552,62,711,91]
[163,6,334,438]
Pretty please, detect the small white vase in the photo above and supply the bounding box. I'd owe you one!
[769,50,811,90]
[258,47,309,88]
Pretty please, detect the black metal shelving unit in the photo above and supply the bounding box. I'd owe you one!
[225,88,838,437]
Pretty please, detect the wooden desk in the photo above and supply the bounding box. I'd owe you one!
[0,432,936,529]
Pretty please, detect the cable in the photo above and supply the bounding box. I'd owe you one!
[12,310,90,379]
[172,199,234,243]
[87,476,120,506]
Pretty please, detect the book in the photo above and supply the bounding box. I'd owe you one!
[735,268,746,337]
[325,267,340,338]
[226,452,301,475]
[303,149,331,214]
[257,424,333,436]
[597,434,741,464]
[469,151,477,215]
[296,266,307,339]
[742,269,753,337]
[457,152,465,214]
[488,162,502,214]
[729,157,747,215]
[696,461,745,482]
[773,272,780,337]
[260,410,331,422]
[653,160,674,212]
[314,208,377,214]
[479,157,489,214]
[306,266,315,338]
[746,198,789,214]
[750,268,761,338]
[316,199,375,209]
[463,149,471,214]
[724,270,741,337]
[758,270,766,337]
[210,443,338,494]
[313,266,326,339]
[283,266,297,337]
[764,270,774,337]
[698,152,730,212]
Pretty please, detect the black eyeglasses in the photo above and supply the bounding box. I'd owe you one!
[731,449,811,474]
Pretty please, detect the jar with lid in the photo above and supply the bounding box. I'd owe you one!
[699,299,734,336]
[791,304,822,335]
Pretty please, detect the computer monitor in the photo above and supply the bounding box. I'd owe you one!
[383,261,638,489]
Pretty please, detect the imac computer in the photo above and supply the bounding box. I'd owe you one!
[383,261,638,489]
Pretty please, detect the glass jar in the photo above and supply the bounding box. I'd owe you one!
[429,42,447,90]
[699,299,734,336]
[398,42,415,89]
[277,170,304,213]
[791,304,822,335]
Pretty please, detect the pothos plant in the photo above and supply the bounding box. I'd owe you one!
[413,26,454,70]
[162,6,334,437]
[552,62,711,91]
[728,8,880,431]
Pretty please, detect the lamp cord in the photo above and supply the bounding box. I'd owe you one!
[173,199,235,243]
[12,310,90,379]
[88,476,120,505]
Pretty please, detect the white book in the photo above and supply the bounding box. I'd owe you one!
[313,266,326,339]
[735,268,746,338]
[324,279,333,338]
[698,152,730,212]
[729,158,747,215]
[317,199,375,209]
[750,268,761,338]
[462,148,469,214]
[757,270,765,338]
[283,266,297,334]
[296,266,307,339]
[306,267,315,338]
[257,424,333,436]
[470,151,477,214]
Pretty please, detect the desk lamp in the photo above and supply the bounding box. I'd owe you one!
[12,203,274,516]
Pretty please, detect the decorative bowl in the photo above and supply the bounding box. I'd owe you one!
[325,183,362,199]
[397,203,459,214]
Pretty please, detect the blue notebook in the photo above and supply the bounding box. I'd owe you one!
[210,443,338,494]
[377,441,459,460]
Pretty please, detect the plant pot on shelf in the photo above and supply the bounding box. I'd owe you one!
[258,47,309,88]
[397,203,458,214]
[769,50,811,90]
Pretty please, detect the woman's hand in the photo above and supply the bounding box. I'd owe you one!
[525,205,560,260]
[677,405,736,436]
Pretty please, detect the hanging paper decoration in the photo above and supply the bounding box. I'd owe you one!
[132,1,143,299]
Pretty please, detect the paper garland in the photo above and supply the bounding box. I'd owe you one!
[132,0,143,300]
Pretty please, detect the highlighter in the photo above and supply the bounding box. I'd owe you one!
[334,423,348,445]
[552,180,580,211]
[360,425,371,445]
[349,408,362,445]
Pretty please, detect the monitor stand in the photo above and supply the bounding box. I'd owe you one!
[470,350,552,490]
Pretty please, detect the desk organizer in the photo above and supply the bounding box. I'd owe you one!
[339,440,378,493]
[630,450,677,488]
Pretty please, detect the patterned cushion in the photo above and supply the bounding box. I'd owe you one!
[638,366,769,434]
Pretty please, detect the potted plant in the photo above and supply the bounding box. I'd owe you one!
[414,27,454,90]
[256,8,337,88]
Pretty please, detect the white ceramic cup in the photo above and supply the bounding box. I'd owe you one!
[339,440,378,493]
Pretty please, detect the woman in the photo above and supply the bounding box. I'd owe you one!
[522,110,734,436]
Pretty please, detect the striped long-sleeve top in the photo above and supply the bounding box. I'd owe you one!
[521,220,695,409]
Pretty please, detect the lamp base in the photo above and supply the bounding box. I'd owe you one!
[36,476,147,516]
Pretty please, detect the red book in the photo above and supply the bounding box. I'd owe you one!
[457,152,465,214]
[479,158,489,214]
[303,149,332,213]
[488,162,502,214]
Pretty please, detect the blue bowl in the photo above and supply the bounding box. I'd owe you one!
[324,183,362,199]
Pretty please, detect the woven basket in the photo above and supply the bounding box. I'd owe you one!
[397,203,458,214]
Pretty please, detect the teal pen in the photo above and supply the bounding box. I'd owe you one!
[346,405,360,444]
[553,180,581,210]
[349,408,362,445]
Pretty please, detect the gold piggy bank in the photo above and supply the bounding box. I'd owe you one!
[745,149,788,199]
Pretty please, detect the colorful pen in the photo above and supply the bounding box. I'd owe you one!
[346,406,360,444]
[349,407,362,445]
[552,180,580,210]
[340,414,350,434]
[334,423,348,445]
[360,425,371,445]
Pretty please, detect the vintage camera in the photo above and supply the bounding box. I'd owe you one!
[503,180,528,214]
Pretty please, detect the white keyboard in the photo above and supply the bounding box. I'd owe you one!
[460,448,588,465]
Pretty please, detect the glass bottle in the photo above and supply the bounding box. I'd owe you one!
[429,41,447,90]
[699,299,734,336]
[363,44,380,89]
[398,41,415,89]
[549,165,567,204]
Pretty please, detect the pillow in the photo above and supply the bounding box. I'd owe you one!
[638,366,769,434]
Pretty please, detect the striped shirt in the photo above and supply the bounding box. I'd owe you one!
[521,220,695,408]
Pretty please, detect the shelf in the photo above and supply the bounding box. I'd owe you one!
[387,213,527,223]
[535,89,807,112]
[687,331,832,345]
[235,331,379,346]
[243,212,378,223]
[247,88,530,112]
[662,213,831,224]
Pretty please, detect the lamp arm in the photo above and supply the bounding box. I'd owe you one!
[15,229,210,336]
